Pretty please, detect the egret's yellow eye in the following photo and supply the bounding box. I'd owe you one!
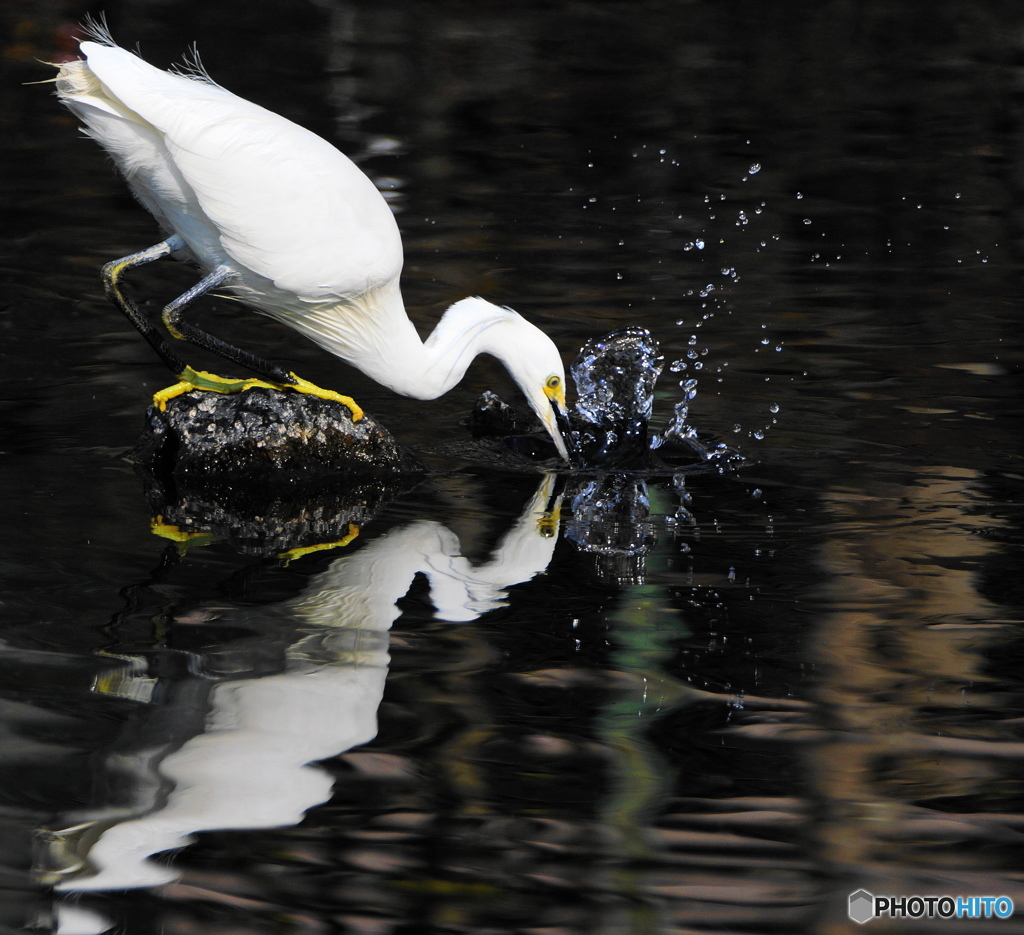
[546,376,561,390]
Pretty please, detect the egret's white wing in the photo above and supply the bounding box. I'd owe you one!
[79,42,403,302]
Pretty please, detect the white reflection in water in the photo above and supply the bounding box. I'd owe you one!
[50,475,560,894]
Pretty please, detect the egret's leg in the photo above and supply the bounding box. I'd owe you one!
[102,237,187,374]
[155,266,364,419]
[160,266,292,383]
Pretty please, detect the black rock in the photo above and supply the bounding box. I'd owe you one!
[469,389,541,438]
[131,386,425,484]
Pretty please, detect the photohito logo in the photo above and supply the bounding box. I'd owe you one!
[849,890,1014,924]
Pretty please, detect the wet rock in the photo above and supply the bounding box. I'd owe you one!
[132,386,425,484]
[470,390,540,439]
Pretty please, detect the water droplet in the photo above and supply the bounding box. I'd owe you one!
[748,163,761,174]
[695,239,705,249]
[803,218,812,225]
[683,242,694,251]
[769,403,780,413]
[796,192,804,199]
[669,359,687,372]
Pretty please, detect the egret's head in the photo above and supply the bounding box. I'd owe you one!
[501,319,570,461]
[423,297,571,461]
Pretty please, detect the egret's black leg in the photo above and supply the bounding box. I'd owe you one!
[160,266,295,385]
[154,265,364,419]
[102,237,186,373]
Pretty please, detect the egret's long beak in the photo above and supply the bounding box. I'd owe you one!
[543,406,570,461]
[542,387,571,462]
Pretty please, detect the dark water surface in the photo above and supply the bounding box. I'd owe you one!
[3,2,1024,932]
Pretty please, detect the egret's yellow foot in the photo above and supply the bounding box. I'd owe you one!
[151,515,220,553]
[153,367,276,410]
[152,366,363,421]
[283,372,363,421]
[277,524,360,565]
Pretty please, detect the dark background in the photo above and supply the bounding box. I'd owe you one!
[2,1,1024,932]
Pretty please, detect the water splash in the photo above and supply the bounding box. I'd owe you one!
[567,327,741,471]
[566,328,664,468]
[667,378,700,439]
[572,327,663,425]
[473,327,742,471]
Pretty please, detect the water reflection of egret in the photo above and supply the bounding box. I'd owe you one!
[54,29,569,459]
[46,476,560,895]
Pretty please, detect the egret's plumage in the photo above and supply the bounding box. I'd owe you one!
[55,36,568,457]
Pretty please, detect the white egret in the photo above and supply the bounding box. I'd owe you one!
[54,32,569,459]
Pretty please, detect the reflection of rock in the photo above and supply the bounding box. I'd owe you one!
[132,386,425,483]
[43,476,561,894]
[143,473,420,558]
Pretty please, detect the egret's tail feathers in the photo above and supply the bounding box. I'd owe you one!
[55,58,133,121]
[168,44,218,87]
[54,57,184,232]
[79,12,116,47]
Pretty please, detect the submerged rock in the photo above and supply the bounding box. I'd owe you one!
[470,390,542,439]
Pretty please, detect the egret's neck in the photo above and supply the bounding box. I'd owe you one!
[291,288,522,401]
